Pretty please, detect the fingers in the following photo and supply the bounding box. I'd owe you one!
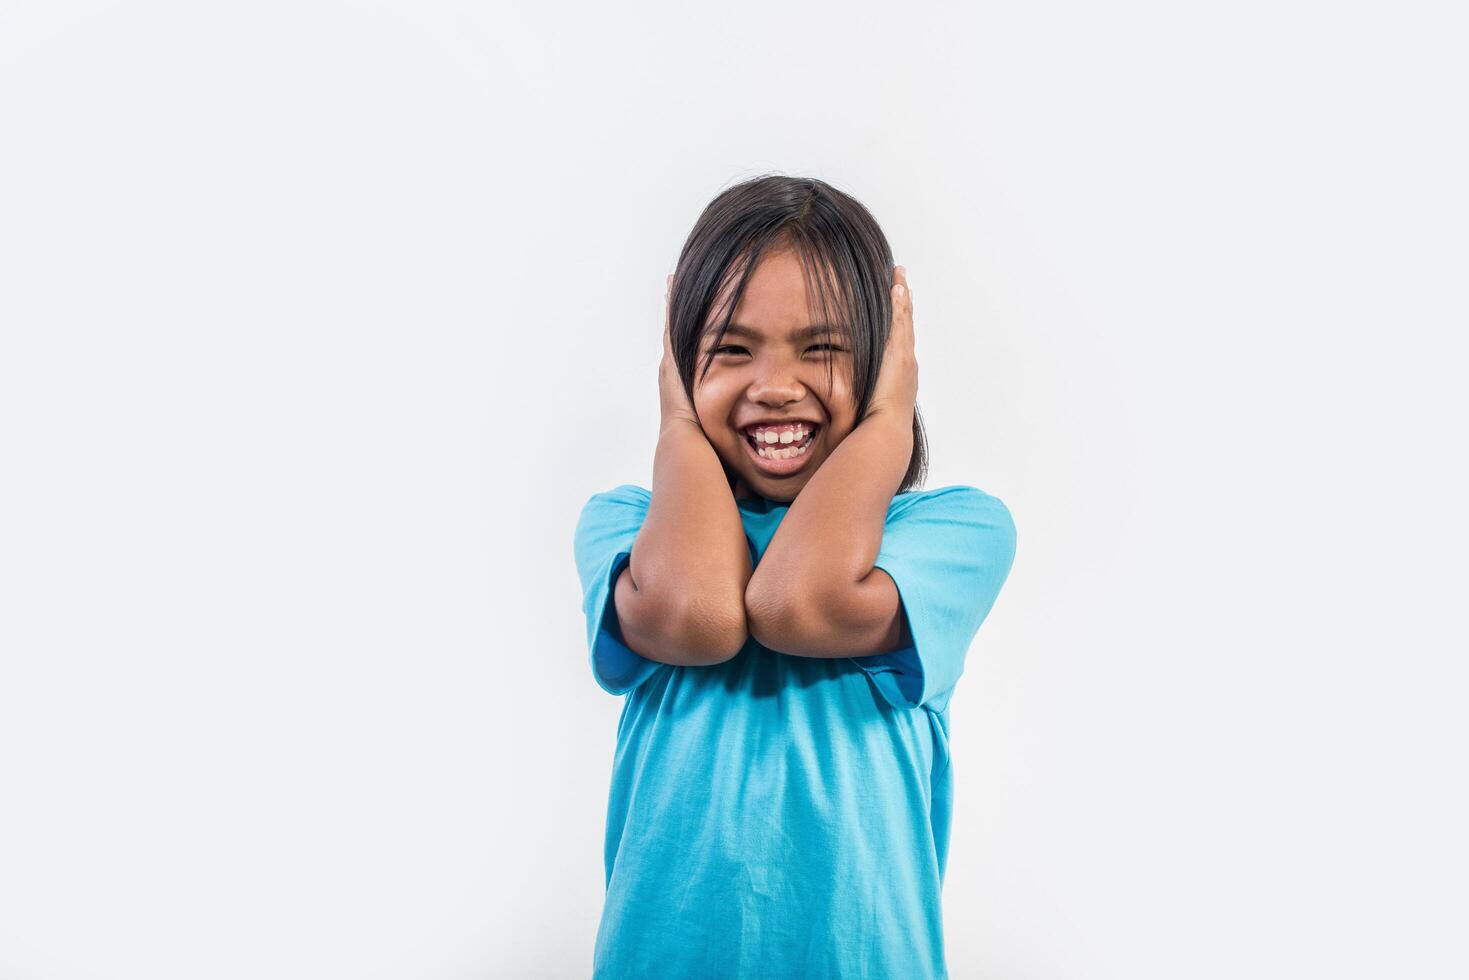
[891,265,913,337]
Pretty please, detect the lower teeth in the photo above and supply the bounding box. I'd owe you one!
[755,437,811,461]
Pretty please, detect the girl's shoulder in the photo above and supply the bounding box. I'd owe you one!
[891,483,1011,515]
[886,483,1016,545]
[583,483,652,510]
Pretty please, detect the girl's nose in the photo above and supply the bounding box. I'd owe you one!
[746,374,805,405]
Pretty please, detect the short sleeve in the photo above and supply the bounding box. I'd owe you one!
[848,486,1017,712]
[573,484,667,696]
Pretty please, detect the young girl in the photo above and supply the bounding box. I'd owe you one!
[573,175,1017,978]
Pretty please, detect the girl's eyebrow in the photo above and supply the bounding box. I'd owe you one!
[720,323,839,342]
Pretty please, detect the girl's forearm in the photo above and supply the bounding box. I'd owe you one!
[620,418,753,662]
[746,412,913,618]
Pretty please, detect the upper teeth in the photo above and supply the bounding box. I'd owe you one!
[745,424,812,444]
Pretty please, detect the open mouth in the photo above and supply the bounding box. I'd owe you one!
[740,424,820,475]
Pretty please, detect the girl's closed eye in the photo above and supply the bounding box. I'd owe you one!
[713,344,845,356]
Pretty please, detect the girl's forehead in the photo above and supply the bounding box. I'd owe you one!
[708,246,852,324]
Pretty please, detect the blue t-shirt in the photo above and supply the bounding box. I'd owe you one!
[572,484,1017,979]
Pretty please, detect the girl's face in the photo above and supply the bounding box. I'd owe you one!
[692,246,858,503]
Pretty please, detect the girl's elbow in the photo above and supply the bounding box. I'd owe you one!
[670,590,748,666]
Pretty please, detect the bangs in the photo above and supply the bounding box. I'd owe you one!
[698,227,862,351]
[785,228,861,347]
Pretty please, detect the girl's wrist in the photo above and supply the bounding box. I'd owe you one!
[659,413,703,437]
[861,402,915,431]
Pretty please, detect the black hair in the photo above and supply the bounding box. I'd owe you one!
[667,173,928,493]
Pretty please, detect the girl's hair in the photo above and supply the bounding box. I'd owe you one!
[668,173,928,493]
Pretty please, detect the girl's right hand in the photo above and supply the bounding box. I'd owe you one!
[659,274,702,431]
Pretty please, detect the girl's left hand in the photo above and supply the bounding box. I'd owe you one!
[865,265,918,425]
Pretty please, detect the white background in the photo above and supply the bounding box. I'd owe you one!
[1,1,1464,977]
